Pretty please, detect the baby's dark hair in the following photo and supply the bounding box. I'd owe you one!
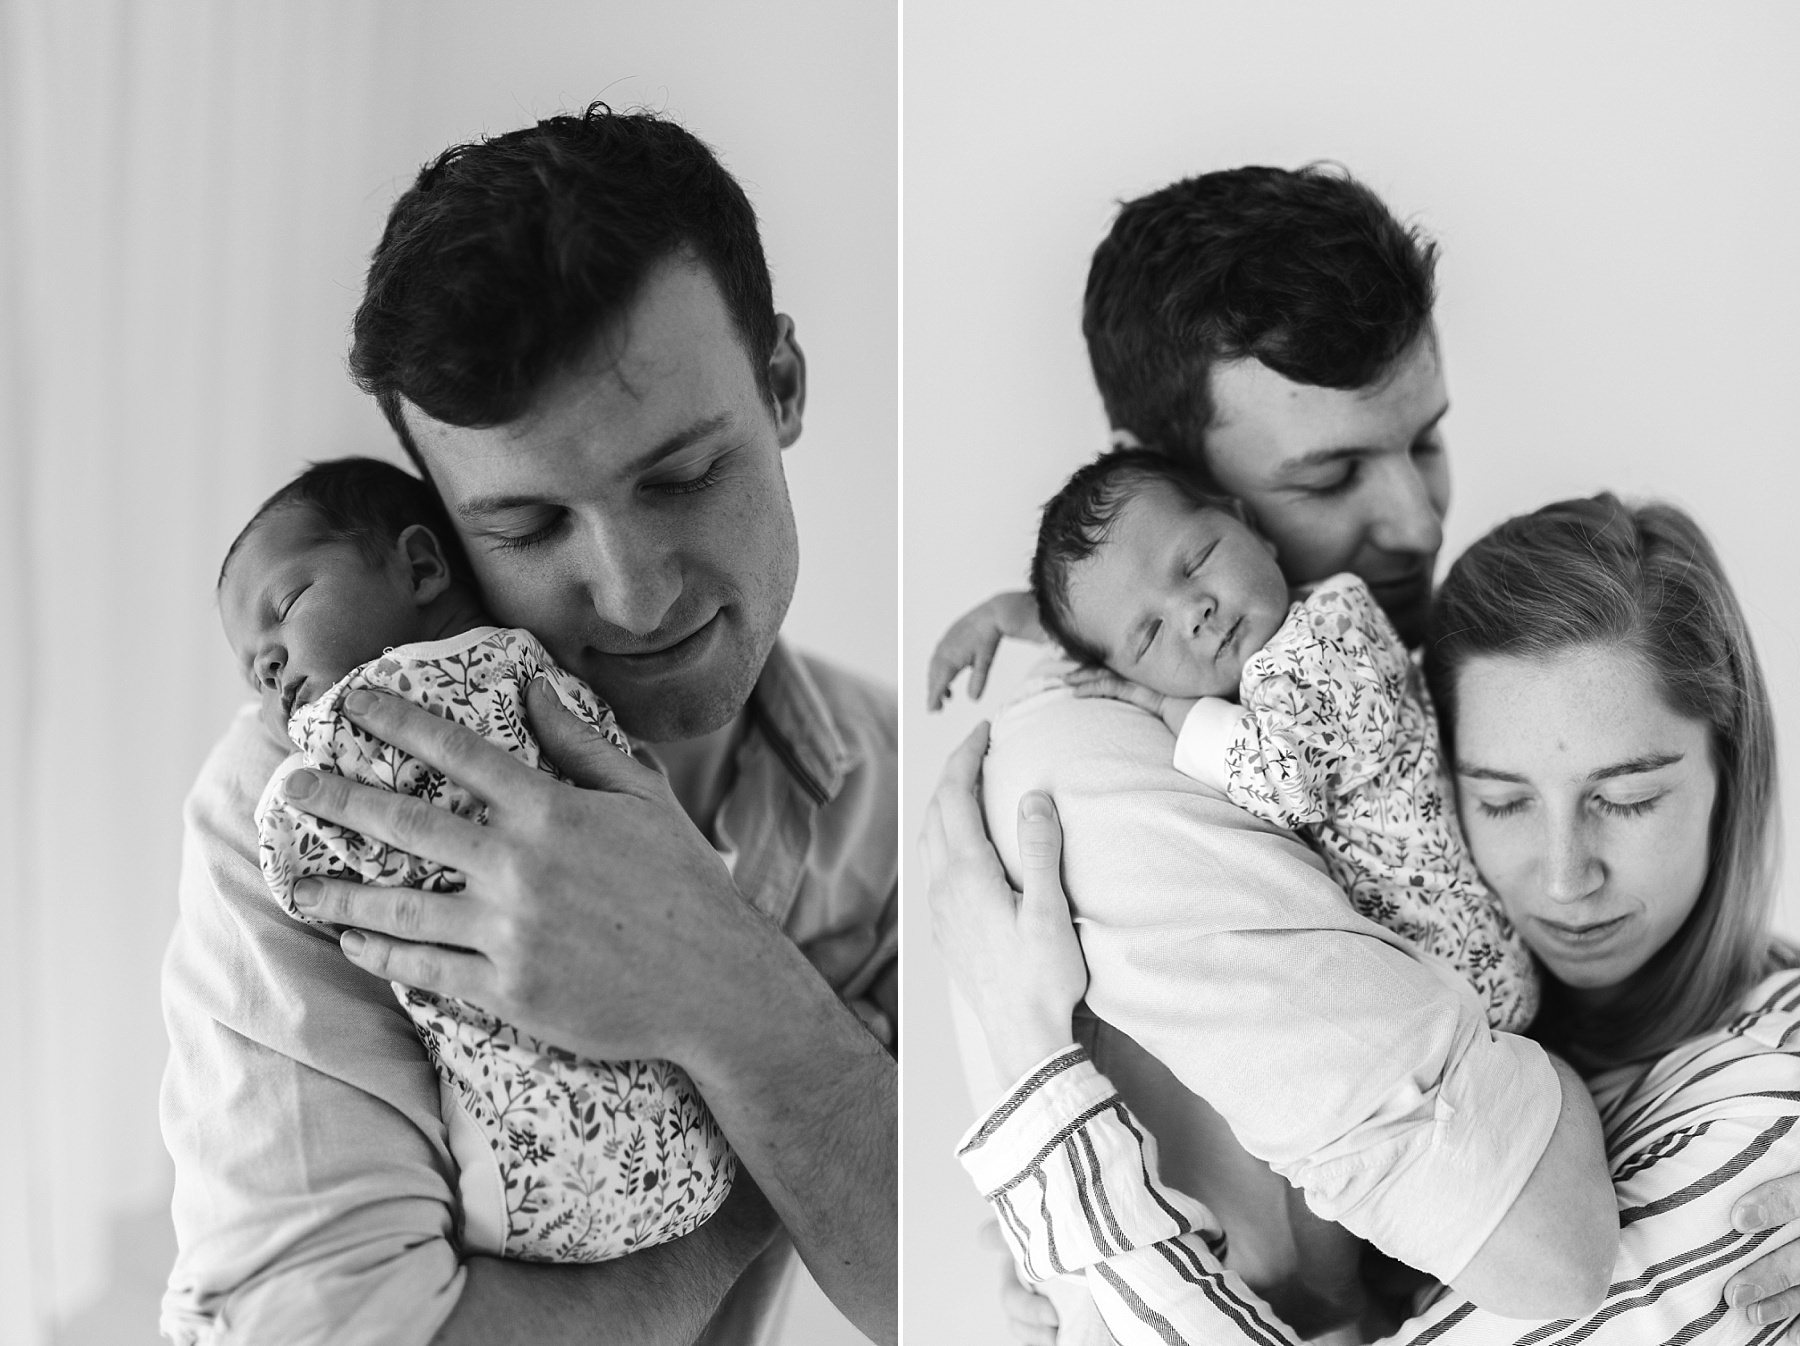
[217,456,474,589]
[1030,447,1247,665]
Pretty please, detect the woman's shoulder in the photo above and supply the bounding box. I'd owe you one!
[1602,970,1800,1128]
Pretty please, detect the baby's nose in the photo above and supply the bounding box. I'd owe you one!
[254,648,285,688]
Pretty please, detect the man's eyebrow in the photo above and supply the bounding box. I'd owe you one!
[1272,402,1451,480]
[456,411,736,519]
[1456,751,1686,783]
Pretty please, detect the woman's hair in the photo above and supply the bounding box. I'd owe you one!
[1424,493,1782,1071]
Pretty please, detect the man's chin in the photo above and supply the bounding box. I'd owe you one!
[609,687,745,745]
[583,653,764,746]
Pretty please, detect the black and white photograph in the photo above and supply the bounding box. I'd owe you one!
[3,3,895,1344]
[904,3,1800,1344]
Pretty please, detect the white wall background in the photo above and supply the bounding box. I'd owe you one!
[0,3,895,1343]
[901,3,1800,1341]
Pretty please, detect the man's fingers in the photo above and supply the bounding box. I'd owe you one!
[1743,1285,1800,1329]
[1727,1236,1800,1320]
[938,720,991,795]
[340,689,531,800]
[294,876,481,949]
[1736,1176,1800,1232]
[284,767,491,873]
[522,678,647,793]
[932,724,998,858]
[337,928,492,1003]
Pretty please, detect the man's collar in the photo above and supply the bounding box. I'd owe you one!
[746,639,853,807]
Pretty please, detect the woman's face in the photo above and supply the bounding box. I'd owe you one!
[1450,645,1718,1003]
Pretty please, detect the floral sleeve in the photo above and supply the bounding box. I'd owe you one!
[1225,578,1413,830]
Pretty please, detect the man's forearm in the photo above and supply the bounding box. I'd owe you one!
[686,935,899,1346]
[430,1178,779,1346]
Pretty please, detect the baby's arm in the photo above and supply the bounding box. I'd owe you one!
[926,589,1046,709]
[1064,665,1200,735]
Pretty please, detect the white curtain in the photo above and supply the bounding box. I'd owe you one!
[1,4,414,1339]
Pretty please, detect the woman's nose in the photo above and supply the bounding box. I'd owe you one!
[1543,819,1604,903]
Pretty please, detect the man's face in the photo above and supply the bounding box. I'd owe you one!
[1202,329,1449,645]
[406,257,803,743]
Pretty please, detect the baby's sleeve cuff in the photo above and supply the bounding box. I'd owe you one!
[1171,696,1245,791]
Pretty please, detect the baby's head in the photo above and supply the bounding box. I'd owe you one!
[218,457,484,743]
[1031,449,1291,699]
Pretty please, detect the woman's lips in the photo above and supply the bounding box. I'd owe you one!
[1533,913,1631,953]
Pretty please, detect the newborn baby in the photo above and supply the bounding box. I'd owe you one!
[1028,447,1537,1032]
[216,456,733,1263]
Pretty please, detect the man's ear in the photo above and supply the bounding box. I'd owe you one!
[767,314,806,449]
[397,524,454,605]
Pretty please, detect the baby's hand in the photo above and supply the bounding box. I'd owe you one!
[1065,667,1196,735]
[926,589,1045,710]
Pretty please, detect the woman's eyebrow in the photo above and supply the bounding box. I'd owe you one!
[1587,751,1684,781]
[1456,751,1685,783]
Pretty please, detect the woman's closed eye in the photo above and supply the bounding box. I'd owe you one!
[1475,795,1530,819]
[1596,792,1664,818]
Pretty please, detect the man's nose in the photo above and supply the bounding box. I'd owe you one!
[1543,817,1604,904]
[573,513,682,637]
[1368,459,1445,557]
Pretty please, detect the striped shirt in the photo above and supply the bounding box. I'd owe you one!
[958,971,1800,1345]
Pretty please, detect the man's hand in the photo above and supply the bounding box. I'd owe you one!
[926,589,1045,710]
[433,1172,784,1346]
[286,683,897,1344]
[1727,1181,1800,1331]
[921,723,1087,1081]
[283,683,778,1072]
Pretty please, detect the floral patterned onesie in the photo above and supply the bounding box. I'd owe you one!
[255,625,735,1263]
[1172,574,1538,1032]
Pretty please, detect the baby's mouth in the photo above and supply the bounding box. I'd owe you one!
[280,678,306,721]
[1214,617,1243,662]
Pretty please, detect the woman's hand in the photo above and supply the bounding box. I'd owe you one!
[926,589,1045,710]
[921,723,1088,1081]
[1064,666,1197,736]
[979,1218,1060,1346]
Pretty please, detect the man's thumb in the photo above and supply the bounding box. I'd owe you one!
[525,678,640,790]
[1016,791,1063,888]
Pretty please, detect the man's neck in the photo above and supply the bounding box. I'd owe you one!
[642,713,748,837]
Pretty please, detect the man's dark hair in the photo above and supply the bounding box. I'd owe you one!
[1083,165,1438,474]
[349,104,777,470]
[218,456,473,588]
[1030,447,1245,664]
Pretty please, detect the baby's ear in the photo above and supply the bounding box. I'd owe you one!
[397,524,454,604]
